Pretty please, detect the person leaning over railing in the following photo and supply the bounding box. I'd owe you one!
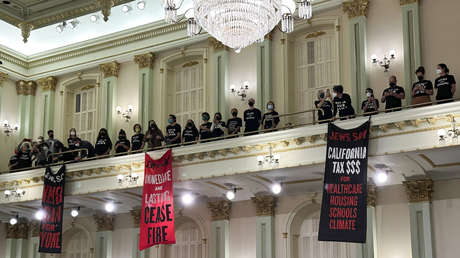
[262,101,280,131]
[382,75,405,112]
[95,128,112,156]
[362,88,379,116]
[315,89,333,123]
[332,85,355,120]
[435,63,456,104]
[411,66,433,106]
[227,108,242,137]
[114,129,130,154]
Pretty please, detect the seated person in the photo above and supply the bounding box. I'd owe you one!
[115,129,130,154]
[381,75,405,112]
[361,88,380,115]
[262,101,280,131]
[315,89,333,123]
[332,85,355,119]
[411,66,433,106]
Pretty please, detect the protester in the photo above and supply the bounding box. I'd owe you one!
[9,142,32,170]
[79,139,96,159]
[411,66,433,106]
[435,63,456,103]
[35,136,51,166]
[67,128,82,160]
[262,101,280,131]
[361,88,380,115]
[199,112,212,141]
[211,112,226,139]
[227,108,243,136]
[332,85,355,119]
[182,119,199,144]
[315,89,334,123]
[381,75,405,112]
[165,115,181,146]
[131,123,145,152]
[145,120,164,149]
[46,129,64,161]
[94,128,112,156]
[114,129,130,154]
[244,98,262,135]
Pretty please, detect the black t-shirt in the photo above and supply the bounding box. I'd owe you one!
[315,100,333,121]
[166,124,181,144]
[333,94,355,117]
[183,127,199,143]
[262,111,280,129]
[131,133,144,151]
[244,108,262,132]
[382,85,405,109]
[16,151,32,169]
[67,137,82,150]
[412,80,433,97]
[200,122,212,140]
[435,75,456,100]
[95,137,112,155]
[80,140,95,158]
[115,138,130,153]
[227,117,243,134]
[212,121,226,138]
[361,99,380,113]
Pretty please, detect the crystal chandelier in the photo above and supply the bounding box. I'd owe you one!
[162,0,313,51]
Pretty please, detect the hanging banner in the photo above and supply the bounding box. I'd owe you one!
[139,150,175,250]
[318,121,370,243]
[39,165,66,253]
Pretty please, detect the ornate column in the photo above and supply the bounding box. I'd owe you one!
[99,61,120,140]
[134,53,155,130]
[356,184,378,258]
[37,77,57,136]
[343,0,369,110]
[5,218,29,258]
[130,209,151,258]
[251,195,276,258]
[210,37,229,118]
[401,0,422,104]
[27,221,41,258]
[0,72,8,115]
[257,34,273,113]
[16,80,37,139]
[93,213,115,258]
[208,200,232,258]
[403,178,434,258]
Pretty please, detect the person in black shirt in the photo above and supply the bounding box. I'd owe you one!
[165,114,181,146]
[200,112,212,142]
[10,142,32,170]
[145,120,164,149]
[211,112,226,139]
[332,85,355,119]
[182,119,199,144]
[227,108,243,137]
[67,128,82,160]
[244,98,262,135]
[262,101,280,131]
[131,124,145,152]
[435,63,456,103]
[35,136,51,166]
[95,128,112,156]
[381,75,405,112]
[361,88,380,115]
[46,130,64,162]
[315,89,333,123]
[411,66,433,106]
[114,129,130,154]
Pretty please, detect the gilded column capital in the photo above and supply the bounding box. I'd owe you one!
[367,183,377,207]
[37,76,58,91]
[97,0,115,22]
[18,22,34,43]
[0,72,8,86]
[400,0,418,5]
[208,37,228,51]
[7,218,29,239]
[403,178,433,203]
[251,195,276,216]
[208,200,232,221]
[16,80,37,96]
[130,209,141,227]
[99,61,120,78]
[30,221,40,237]
[134,52,155,69]
[342,0,369,19]
[93,213,115,231]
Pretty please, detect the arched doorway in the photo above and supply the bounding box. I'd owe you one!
[62,227,91,258]
[165,216,203,258]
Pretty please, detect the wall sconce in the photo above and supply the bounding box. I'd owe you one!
[371,50,396,72]
[230,81,249,101]
[3,120,19,136]
[116,105,134,122]
[4,188,25,199]
[117,173,139,185]
[437,118,459,144]
[257,145,280,166]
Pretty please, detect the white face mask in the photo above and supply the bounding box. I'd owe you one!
[70,131,76,136]
[436,69,442,75]
[366,92,372,98]
[332,92,337,98]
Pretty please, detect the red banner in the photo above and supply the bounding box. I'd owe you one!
[139,150,175,251]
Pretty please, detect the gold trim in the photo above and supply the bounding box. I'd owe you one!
[205,181,228,190]
[208,37,228,51]
[16,80,37,96]
[342,0,369,18]
[251,195,276,216]
[98,0,115,22]
[0,72,8,85]
[37,76,57,91]
[99,61,120,78]
[134,52,155,69]
[18,23,34,43]
[403,178,433,203]
[418,154,460,168]
[400,0,418,5]
[208,200,232,221]
[305,31,326,39]
[182,60,199,68]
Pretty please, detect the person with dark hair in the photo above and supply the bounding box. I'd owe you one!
[199,112,212,141]
[114,129,130,154]
[183,119,199,144]
[46,129,64,161]
[244,98,262,135]
[67,128,82,160]
[211,112,226,139]
[315,89,333,123]
[9,142,32,170]
[165,115,181,146]
[35,136,51,166]
[95,128,112,156]
[131,123,145,152]
[262,101,280,131]
[227,108,243,136]
[435,63,456,103]
[381,75,405,112]
[411,66,433,106]
[362,88,380,115]
[145,120,164,149]
[79,140,96,159]
[332,85,355,119]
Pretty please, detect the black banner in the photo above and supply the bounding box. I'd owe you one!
[318,121,370,243]
[39,165,66,253]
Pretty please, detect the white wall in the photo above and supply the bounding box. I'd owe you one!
[0,79,20,171]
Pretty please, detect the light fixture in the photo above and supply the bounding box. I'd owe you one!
[90,14,100,23]
[226,189,236,201]
[185,9,201,37]
[117,173,139,185]
[3,120,19,136]
[105,202,115,213]
[4,188,25,199]
[121,4,132,13]
[375,171,388,184]
[137,0,146,10]
[70,207,80,218]
[69,19,80,29]
[271,183,282,195]
[371,50,396,72]
[437,117,460,144]
[35,210,45,220]
[257,145,280,166]
[9,215,18,226]
[230,81,249,101]
[116,105,134,122]
[163,0,314,51]
[181,193,195,206]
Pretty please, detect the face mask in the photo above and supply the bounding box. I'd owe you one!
[43,146,48,151]
[319,93,325,99]
[417,75,424,81]
[248,101,254,107]
[332,92,337,98]
[49,134,54,138]
[135,128,141,133]
[187,123,192,127]
[202,116,208,121]
[216,116,221,121]
[232,112,237,117]
[366,92,372,98]
[390,82,396,87]
[70,131,76,136]
[436,69,442,75]
[38,139,43,144]
[168,118,174,124]
[119,135,124,140]
[267,104,274,110]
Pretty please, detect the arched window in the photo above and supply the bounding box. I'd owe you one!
[166,220,202,258]
[72,85,98,141]
[63,228,91,258]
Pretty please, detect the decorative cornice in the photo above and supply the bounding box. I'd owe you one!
[403,178,433,203]
[251,195,276,216]
[342,0,369,18]
[98,0,115,22]
[208,200,232,221]
[208,37,228,51]
[134,52,155,69]
[367,183,376,207]
[130,209,141,227]
[37,76,58,91]
[30,221,40,237]
[182,61,199,68]
[0,72,8,86]
[16,80,37,96]
[400,0,418,5]
[93,213,115,231]
[99,61,120,78]
[7,218,29,239]
[18,23,34,43]
[305,31,326,39]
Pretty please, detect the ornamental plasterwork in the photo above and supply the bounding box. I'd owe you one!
[367,183,377,207]
[16,80,37,96]
[251,195,277,216]
[18,23,34,43]
[400,0,418,5]
[99,61,121,78]
[403,178,433,203]
[30,221,40,237]
[0,72,8,85]
[342,0,369,18]
[37,76,58,91]
[93,213,115,231]
[208,200,232,221]
[305,31,326,39]
[6,218,29,239]
[134,53,155,69]
[130,209,141,227]
[98,0,115,22]
[208,37,228,51]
